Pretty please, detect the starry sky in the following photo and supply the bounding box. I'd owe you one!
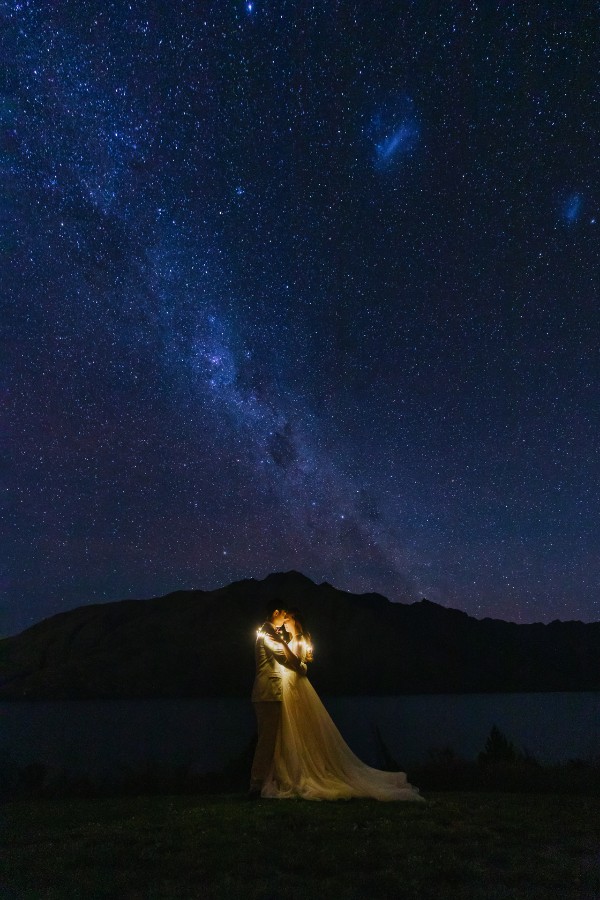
[3,0,599,635]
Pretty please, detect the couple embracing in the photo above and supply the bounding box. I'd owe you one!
[250,600,423,801]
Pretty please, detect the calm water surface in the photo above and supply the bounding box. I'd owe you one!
[2,692,599,775]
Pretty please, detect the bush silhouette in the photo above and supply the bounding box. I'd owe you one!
[478,725,519,765]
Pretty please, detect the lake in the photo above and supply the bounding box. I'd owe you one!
[2,692,599,777]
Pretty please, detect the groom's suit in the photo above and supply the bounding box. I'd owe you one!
[250,622,291,790]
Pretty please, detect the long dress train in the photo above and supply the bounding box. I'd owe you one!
[262,638,423,801]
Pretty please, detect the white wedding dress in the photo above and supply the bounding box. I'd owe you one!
[262,638,423,801]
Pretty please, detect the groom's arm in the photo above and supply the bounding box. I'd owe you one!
[260,624,305,672]
[268,631,306,674]
[259,623,289,664]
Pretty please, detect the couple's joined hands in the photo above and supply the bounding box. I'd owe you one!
[274,626,296,644]
[268,628,287,644]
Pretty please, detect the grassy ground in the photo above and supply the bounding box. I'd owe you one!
[3,792,600,899]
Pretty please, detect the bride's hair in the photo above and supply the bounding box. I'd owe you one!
[288,608,310,640]
[288,608,313,662]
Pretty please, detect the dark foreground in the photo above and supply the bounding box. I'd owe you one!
[3,792,600,899]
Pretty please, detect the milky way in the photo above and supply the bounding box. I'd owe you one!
[4,1,599,633]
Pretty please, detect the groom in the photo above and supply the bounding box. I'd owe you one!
[249,600,294,799]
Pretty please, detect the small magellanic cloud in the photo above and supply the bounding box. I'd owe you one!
[562,193,582,224]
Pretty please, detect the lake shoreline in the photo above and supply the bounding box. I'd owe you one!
[3,692,599,776]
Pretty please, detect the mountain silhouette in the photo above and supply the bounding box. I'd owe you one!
[1,571,599,698]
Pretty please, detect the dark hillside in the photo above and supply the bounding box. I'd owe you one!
[1,572,598,698]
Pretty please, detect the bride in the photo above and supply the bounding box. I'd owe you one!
[262,611,423,801]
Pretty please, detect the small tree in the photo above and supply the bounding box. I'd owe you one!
[478,725,519,765]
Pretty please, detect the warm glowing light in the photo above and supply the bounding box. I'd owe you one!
[255,626,281,652]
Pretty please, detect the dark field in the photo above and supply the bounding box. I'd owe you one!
[3,792,600,899]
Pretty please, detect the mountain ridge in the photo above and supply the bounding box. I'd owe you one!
[1,571,598,698]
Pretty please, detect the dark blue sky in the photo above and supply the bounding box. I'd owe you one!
[4,1,599,634]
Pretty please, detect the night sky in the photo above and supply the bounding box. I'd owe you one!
[4,1,599,635]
